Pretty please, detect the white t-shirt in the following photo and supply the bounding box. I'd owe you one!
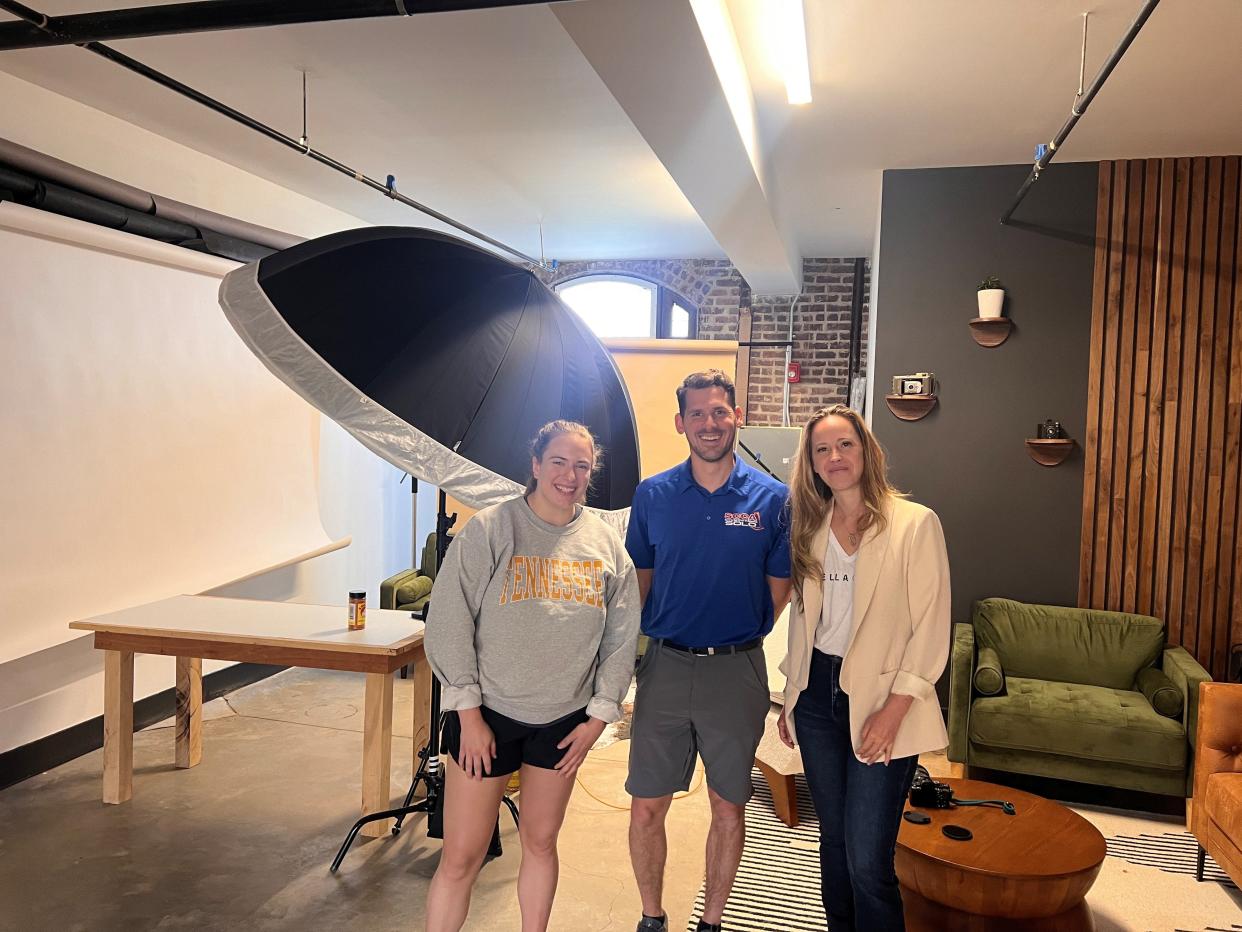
[813,529,857,657]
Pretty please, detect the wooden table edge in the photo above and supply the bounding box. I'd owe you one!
[896,843,1106,880]
[70,619,423,656]
[85,629,424,675]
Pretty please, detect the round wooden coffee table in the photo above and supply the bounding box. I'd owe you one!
[896,778,1106,931]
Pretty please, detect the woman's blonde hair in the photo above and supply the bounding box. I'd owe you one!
[788,404,902,603]
[524,420,601,501]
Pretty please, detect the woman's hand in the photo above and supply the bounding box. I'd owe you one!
[456,707,496,780]
[857,693,914,765]
[555,717,607,780]
[777,708,795,748]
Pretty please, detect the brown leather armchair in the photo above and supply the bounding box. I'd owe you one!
[1192,682,1242,885]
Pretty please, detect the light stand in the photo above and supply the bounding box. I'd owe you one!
[329,490,518,872]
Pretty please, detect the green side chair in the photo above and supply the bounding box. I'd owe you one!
[380,532,440,615]
[948,598,1212,797]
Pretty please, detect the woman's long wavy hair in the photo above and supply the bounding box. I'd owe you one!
[788,404,902,604]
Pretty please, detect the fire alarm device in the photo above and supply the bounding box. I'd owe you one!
[786,362,801,383]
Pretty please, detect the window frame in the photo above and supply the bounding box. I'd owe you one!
[554,273,698,341]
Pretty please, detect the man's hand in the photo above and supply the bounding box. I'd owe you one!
[777,707,795,749]
[857,693,914,765]
[554,717,607,780]
[456,707,496,780]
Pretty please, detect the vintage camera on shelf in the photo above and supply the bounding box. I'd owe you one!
[908,765,954,809]
[1037,419,1065,439]
[891,372,936,396]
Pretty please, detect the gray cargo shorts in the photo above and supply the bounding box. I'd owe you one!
[625,639,770,806]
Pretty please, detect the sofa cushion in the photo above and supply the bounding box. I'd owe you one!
[973,646,1005,696]
[969,676,1186,771]
[972,598,1164,689]
[1206,774,1242,841]
[395,574,434,607]
[1135,666,1183,718]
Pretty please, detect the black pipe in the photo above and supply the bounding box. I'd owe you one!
[847,257,864,383]
[0,161,201,242]
[82,42,544,265]
[0,0,553,51]
[0,0,545,266]
[1001,0,1160,225]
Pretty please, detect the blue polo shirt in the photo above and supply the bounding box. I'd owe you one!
[625,456,790,647]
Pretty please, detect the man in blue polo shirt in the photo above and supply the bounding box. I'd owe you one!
[625,369,791,932]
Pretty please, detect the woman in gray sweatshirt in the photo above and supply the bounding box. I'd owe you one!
[425,420,641,932]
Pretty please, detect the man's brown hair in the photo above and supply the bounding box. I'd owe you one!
[676,369,736,415]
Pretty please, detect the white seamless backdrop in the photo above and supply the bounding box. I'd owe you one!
[0,205,416,753]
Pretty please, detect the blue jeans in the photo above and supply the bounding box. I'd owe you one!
[793,650,918,932]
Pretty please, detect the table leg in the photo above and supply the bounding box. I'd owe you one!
[103,650,134,804]
[410,649,433,772]
[175,657,202,769]
[755,758,799,828]
[361,671,395,837]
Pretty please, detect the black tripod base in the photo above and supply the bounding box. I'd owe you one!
[328,761,521,872]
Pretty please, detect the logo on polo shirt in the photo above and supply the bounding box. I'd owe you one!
[724,511,764,531]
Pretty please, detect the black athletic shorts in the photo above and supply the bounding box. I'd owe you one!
[442,705,589,777]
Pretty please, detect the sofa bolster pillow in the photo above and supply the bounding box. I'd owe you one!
[1136,667,1183,718]
[973,646,1005,696]
[395,573,434,607]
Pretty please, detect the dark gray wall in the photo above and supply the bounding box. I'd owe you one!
[872,163,1098,627]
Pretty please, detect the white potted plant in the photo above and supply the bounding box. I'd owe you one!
[977,276,1005,318]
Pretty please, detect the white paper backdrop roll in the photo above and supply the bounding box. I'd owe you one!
[0,204,342,664]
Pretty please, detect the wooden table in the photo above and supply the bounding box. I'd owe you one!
[896,778,1106,931]
[70,595,431,838]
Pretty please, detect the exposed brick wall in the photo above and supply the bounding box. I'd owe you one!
[535,257,870,427]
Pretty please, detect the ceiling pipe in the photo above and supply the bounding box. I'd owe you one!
[0,1,546,267]
[1000,0,1160,225]
[0,0,553,51]
[87,41,547,266]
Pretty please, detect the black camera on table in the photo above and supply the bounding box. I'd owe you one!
[908,765,954,808]
[891,372,936,396]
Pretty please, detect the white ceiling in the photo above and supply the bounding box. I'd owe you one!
[2,0,1240,287]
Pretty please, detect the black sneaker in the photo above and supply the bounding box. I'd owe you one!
[635,916,667,931]
[695,923,722,932]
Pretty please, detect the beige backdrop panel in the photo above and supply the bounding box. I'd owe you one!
[441,338,737,536]
[605,338,738,479]
[0,205,338,664]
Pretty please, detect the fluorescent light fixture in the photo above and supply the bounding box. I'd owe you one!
[780,0,812,105]
[689,0,760,173]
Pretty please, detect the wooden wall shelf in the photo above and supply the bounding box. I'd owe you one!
[969,317,1013,347]
[1025,438,1075,466]
[885,394,937,421]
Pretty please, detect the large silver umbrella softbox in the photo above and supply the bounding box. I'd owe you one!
[219,226,640,513]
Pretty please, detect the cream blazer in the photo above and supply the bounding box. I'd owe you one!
[781,496,951,759]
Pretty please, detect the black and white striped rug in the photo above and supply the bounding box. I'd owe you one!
[685,772,826,931]
[684,771,1239,931]
[1106,830,1237,889]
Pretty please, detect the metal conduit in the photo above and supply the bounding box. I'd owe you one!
[0,0,547,267]
[1001,0,1161,224]
[0,0,553,51]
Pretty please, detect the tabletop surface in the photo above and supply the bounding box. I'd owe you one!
[69,595,425,655]
[896,777,1106,878]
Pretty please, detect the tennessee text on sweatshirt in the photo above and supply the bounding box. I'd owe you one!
[424,496,641,725]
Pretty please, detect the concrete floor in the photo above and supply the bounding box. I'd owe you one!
[0,669,714,931]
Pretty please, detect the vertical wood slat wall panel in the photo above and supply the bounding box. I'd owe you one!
[1080,156,1242,681]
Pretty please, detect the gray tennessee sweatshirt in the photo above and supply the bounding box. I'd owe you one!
[424,496,640,725]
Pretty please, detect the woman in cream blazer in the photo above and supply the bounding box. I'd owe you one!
[776,404,950,932]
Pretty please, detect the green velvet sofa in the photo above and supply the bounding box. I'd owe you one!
[948,598,1212,797]
[379,533,439,614]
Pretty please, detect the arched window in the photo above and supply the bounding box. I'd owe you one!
[555,274,697,340]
